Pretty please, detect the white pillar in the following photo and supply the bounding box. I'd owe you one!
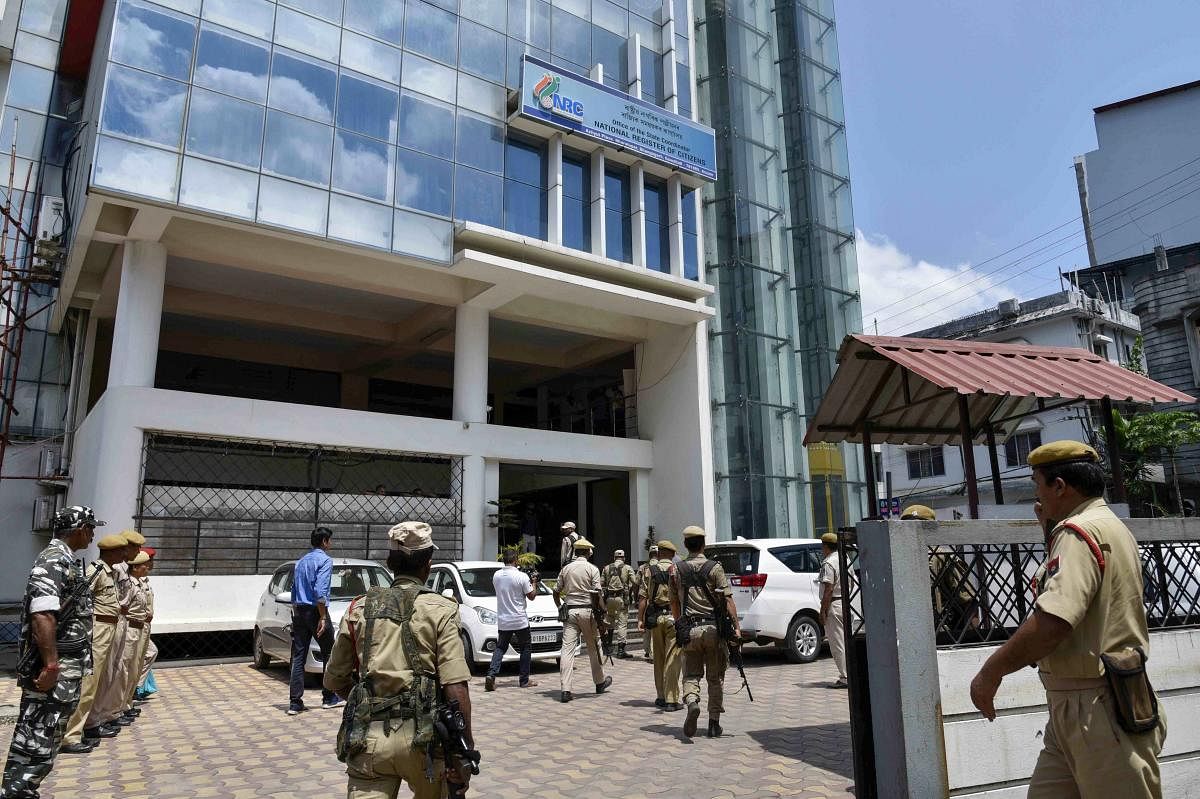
[662,11,679,113]
[482,459,500,558]
[667,174,685,278]
[461,454,486,560]
[108,241,166,389]
[627,33,642,98]
[452,303,489,424]
[631,468,651,561]
[631,161,647,267]
[590,148,606,258]
[547,133,564,246]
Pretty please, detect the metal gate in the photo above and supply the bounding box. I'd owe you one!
[136,433,464,576]
[837,528,872,799]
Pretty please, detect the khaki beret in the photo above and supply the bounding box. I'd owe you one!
[129,551,151,565]
[123,530,146,545]
[560,521,576,532]
[656,539,676,553]
[573,537,594,551]
[820,532,838,546]
[97,533,129,551]
[389,520,439,553]
[900,504,936,521]
[681,525,706,541]
[1028,440,1100,468]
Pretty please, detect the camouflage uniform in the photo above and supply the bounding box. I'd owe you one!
[600,558,634,651]
[2,539,93,798]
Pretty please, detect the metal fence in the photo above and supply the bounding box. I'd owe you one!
[136,434,465,575]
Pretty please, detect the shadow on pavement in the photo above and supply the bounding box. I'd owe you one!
[639,723,691,743]
[747,723,854,779]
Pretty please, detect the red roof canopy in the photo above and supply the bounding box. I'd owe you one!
[804,335,1195,446]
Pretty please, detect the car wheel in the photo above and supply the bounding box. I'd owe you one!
[785,614,823,664]
[252,628,271,668]
[461,632,483,675]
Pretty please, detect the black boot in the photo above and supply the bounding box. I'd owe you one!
[595,676,612,694]
[616,644,631,659]
[683,702,700,738]
[707,718,723,738]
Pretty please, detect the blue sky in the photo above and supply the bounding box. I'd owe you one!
[836,0,1200,334]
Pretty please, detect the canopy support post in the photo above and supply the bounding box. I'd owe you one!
[985,424,1004,505]
[958,394,980,519]
[1101,396,1127,504]
[863,422,878,518]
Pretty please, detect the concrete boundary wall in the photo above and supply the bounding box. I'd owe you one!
[858,517,1200,799]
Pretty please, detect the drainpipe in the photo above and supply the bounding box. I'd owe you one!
[59,308,88,476]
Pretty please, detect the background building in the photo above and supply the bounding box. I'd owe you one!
[881,290,1140,516]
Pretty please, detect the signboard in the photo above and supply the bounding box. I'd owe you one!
[519,55,717,181]
[878,498,902,517]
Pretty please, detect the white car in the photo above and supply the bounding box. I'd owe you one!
[704,538,828,663]
[253,558,393,674]
[425,561,566,672]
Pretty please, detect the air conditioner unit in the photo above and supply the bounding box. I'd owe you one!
[38,197,65,239]
[997,298,1020,319]
[32,495,58,532]
[38,446,62,479]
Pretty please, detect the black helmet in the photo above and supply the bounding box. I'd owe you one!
[53,505,105,532]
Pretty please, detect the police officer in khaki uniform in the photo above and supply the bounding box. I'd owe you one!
[902,504,981,637]
[601,550,635,659]
[635,545,659,661]
[325,521,473,799]
[638,540,681,710]
[90,531,142,730]
[817,532,847,689]
[671,526,740,739]
[553,538,611,703]
[970,441,1166,798]
[113,551,153,723]
[60,532,128,753]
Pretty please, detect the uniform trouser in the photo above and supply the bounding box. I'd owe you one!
[123,625,153,711]
[102,623,143,722]
[559,609,605,692]
[138,634,158,688]
[681,624,727,718]
[88,617,128,727]
[62,619,117,745]
[605,598,628,646]
[650,615,680,703]
[345,718,444,799]
[1,679,81,799]
[827,601,847,681]
[1028,685,1166,799]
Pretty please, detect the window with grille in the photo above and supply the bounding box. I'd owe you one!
[907,447,945,480]
[1005,431,1043,467]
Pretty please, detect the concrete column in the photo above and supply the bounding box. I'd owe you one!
[576,481,587,538]
[627,33,642,98]
[667,174,685,278]
[590,148,606,258]
[662,12,679,113]
[547,133,564,246]
[482,459,500,558]
[631,468,651,560]
[631,161,647,267]
[107,241,166,389]
[461,454,486,560]
[452,303,488,424]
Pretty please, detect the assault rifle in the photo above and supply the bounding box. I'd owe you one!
[727,640,754,702]
[434,698,480,799]
[591,590,613,665]
[705,578,754,703]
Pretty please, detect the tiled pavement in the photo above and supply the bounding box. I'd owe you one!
[0,647,853,798]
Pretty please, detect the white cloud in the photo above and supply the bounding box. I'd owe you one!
[856,230,1018,336]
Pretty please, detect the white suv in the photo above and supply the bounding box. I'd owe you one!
[704,538,827,663]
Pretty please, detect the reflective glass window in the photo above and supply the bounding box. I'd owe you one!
[592,25,627,90]
[329,193,392,250]
[14,31,60,69]
[454,165,503,227]
[100,65,187,148]
[337,72,398,142]
[93,135,180,201]
[0,110,46,159]
[405,1,458,66]
[550,8,589,66]
[461,0,506,32]
[398,92,454,160]
[562,150,588,200]
[257,175,328,235]
[604,165,631,262]
[508,0,550,49]
[269,49,337,123]
[333,130,394,202]
[186,88,265,168]
[675,33,689,66]
[344,0,404,45]
[401,53,456,99]
[111,0,197,81]
[202,0,275,40]
[274,6,340,63]
[395,147,452,217]
[263,110,333,185]
[640,46,662,106]
[194,24,270,103]
[562,149,590,251]
[505,137,544,188]
[631,0,662,17]
[5,62,54,112]
[503,136,546,239]
[459,20,506,84]
[455,112,503,174]
[644,179,668,272]
[179,156,258,219]
[341,30,401,84]
[18,0,69,38]
[280,0,343,23]
[148,0,199,14]
[676,62,691,116]
[393,207,452,262]
[682,187,698,279]
[457,73,505,120]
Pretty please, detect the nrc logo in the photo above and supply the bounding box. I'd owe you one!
[533,73,584,120]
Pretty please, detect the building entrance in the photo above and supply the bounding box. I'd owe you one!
[498,464,631,572]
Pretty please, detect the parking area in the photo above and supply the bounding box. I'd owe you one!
[0,647,853,799]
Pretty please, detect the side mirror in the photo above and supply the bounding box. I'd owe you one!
[441,588,458,602]
[274,591,292,604]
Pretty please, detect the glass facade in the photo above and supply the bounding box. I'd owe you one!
[697,0,864,538]
[90,0,699,269]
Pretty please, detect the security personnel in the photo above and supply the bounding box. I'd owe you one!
[324,521,474,799]
[558,521,580,570]
[114,551,153,723]
[671,526,740,740]
[134,548,158,699]
[601,549,635,659]
[553,537,611,703]
[817,532,847,689]
[2,505,101,798]
[638,540,680,710]
[902,504,981,638]
[635,545,660,661]
[91,531,143,729]
[60,532,128,753]
[970,441,1166,797]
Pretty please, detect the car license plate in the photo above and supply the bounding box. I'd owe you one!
[531,631,556,644]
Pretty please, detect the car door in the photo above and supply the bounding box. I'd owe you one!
[264,566,295,657]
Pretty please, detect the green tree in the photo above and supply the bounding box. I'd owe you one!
[1122,335,1147,376]
[1121,410,1200,514]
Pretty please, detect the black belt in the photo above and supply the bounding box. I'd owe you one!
[685,615,715,624]
[565,604,592,610]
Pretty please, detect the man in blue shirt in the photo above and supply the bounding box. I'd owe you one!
[288,527,340,715]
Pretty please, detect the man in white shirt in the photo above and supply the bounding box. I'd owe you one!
[485,549,539,691]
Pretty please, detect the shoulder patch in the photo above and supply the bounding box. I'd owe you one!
[1045,556,1060,580]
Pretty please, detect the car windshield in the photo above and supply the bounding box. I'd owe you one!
[459,567,551,597]
[330,566,392,599]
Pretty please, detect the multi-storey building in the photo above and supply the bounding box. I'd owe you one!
[0,0,720,628]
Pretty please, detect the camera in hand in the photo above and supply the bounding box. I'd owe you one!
[521,566,540,583]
